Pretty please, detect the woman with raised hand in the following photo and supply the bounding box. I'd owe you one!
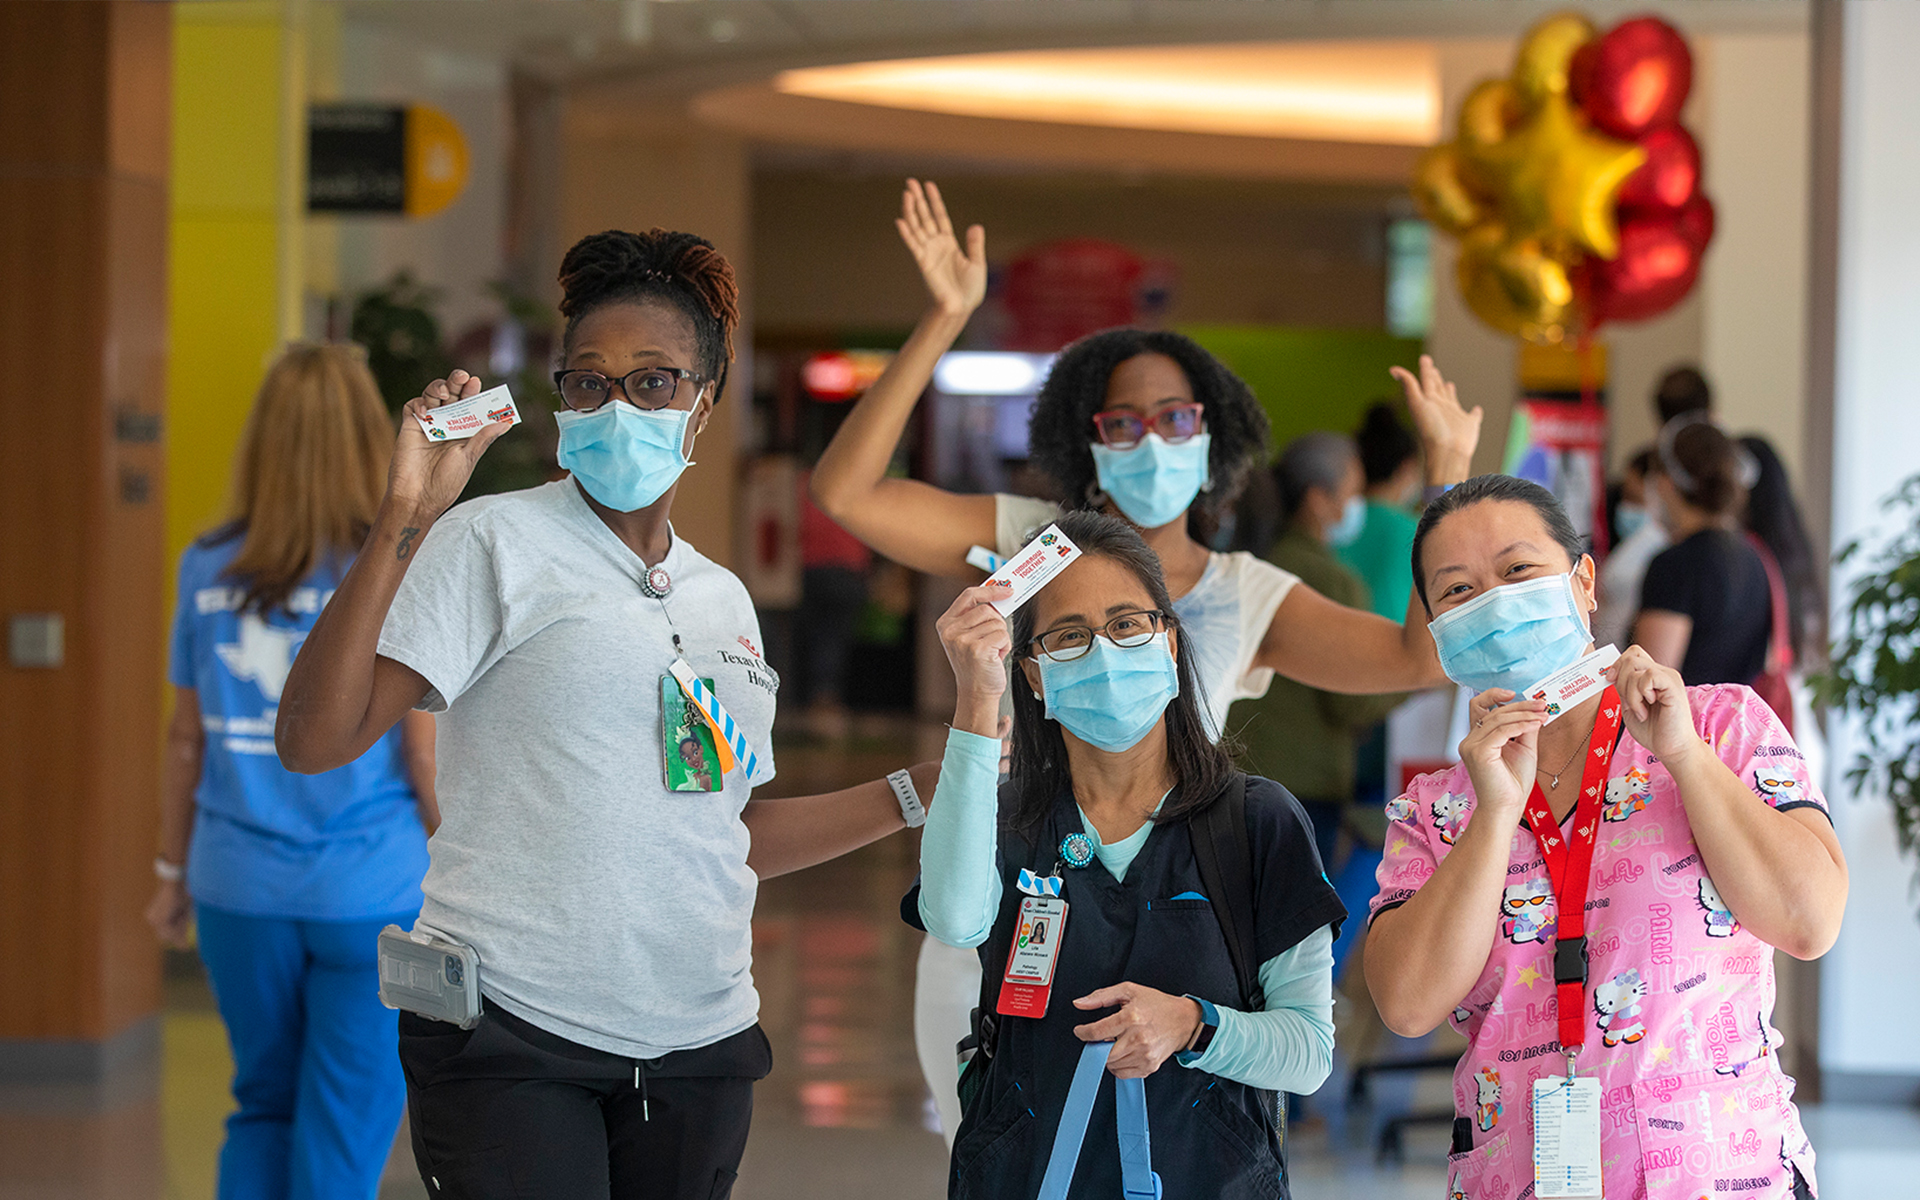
[1365,475,1844,1200]
[813,179,1482,1138]
[918,510,1345,1198]
[276,229,937,1200]
[149,343,437,1200]
[814,180,1485,731]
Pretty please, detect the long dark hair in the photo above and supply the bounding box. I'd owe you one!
[1740,435,1826,665]
[1005,511,1235,836]
[1026,329,1270,545]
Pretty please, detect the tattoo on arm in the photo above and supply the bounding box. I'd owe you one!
[395,527,421,560]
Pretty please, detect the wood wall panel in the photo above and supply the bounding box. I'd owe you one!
[0,1,168,1048]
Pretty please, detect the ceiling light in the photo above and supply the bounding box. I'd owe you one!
[935,353,1055,397]
[776,42,1440,145]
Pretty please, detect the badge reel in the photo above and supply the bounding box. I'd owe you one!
[996,835,1090,1019]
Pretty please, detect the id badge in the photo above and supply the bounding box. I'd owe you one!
[1532,1075,1603,1198]
[996,895,1067,1019]
[661,674,725,792]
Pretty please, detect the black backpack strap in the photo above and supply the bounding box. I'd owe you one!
[1190,773,1263,1012]
[1190,774,1289,1175]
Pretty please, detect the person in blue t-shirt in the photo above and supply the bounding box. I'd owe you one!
[146,343,435,1200]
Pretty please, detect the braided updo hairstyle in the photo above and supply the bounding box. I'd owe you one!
[556,229,740,393]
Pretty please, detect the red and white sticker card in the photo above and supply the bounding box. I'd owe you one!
[413,384,523,442]
[985,524,1081,616]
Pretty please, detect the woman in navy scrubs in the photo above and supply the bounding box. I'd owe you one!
[917,511,1345,1198]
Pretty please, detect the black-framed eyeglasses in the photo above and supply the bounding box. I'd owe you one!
[553,367,704,412]
[1026,609,1170,662]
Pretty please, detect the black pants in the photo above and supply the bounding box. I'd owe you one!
[399,1004,772,1200]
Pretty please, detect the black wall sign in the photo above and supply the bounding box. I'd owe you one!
[309,104,406,213]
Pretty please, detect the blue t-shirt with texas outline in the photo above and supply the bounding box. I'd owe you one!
[169,529,426,920]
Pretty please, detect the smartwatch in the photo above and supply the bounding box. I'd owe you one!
[1178,995,1221,1063]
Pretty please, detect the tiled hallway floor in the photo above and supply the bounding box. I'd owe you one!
[5,721,1918,1198]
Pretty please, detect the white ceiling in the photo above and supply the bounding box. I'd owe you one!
[333,0,1809,85]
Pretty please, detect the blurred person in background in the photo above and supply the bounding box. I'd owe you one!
[1634,418,1772,687]
[1337,401,1423,621]
[146,343,437,1200]
[1653,363,1712,426]
[795,470,873,740]
[1595,447,1667,650]
[1740,436,1826,670]
[1643,363,1821,696]
[1231,433,1405,871]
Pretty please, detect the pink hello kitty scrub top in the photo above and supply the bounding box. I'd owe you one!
[1370,685,1827,1200]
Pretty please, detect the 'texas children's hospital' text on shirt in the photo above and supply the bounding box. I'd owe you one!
[378,480,777,1059]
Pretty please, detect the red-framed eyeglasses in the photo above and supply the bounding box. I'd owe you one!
[1091,403,1204,450]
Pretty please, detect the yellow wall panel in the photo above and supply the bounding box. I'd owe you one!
[166,217,280,553]
[167,4,287,567]
[170,21,281,215]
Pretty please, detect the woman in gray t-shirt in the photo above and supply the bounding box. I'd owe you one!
[278,230,934,1200]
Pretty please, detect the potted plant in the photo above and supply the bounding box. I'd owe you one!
[1816,472,1920,888]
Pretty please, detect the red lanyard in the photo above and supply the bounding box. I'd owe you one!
[1519,686,1623,1054]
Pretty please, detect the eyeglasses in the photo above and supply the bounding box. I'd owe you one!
[1091,403,1204,450]
[552,367,704,412]
[1027,609,1169,662]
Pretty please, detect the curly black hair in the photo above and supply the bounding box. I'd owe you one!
[557,229,740,394]
[1026,329,1270,542]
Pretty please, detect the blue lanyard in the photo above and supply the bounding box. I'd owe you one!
[1037,1042,1162,1200]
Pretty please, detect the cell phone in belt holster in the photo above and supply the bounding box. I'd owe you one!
[377,924,482,1029]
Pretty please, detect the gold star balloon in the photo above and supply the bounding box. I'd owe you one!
[1411,11,1671,344]
[1469,89,1646,260]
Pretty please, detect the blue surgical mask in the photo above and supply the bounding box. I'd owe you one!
[555,401,695,512]
[1036,632,1180,753]
[1327,495,1367,547]
[1616,502,1648,540]
[1428,572,1592,694]
[1090,432,1211,530]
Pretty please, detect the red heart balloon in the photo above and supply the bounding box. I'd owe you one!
[1674,192,1716,250]
[1616,124,1700,211]
[1581,210,1702,325]
[1570,17,1694,139]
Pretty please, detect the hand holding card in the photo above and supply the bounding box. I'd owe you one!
[411,383,523,442]
[390,371,518,520]
[983,524,1082,616]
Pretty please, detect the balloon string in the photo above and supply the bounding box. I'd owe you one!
[1577,331,1598,409]
[1577,330,1610,558]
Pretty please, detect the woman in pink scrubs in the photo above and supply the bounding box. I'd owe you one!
[1365,475,1846,1200]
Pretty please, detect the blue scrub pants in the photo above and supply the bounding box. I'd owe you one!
[196,903,414,1200]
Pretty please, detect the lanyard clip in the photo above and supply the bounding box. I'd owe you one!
[1553,935,1589,986]
[1565,1048,1578,1080]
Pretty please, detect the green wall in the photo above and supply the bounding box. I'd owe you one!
[1178,325,1425,458]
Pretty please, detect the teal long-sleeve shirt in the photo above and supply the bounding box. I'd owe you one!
[918,729,1336,1095]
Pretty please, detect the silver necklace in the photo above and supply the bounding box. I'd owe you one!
[1538,713,1600,790]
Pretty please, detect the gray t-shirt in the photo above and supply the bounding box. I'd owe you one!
[378,479,778,1058]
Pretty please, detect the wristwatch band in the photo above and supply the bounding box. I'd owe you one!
[1181,994,1220,1059]
[886,769,926,829]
